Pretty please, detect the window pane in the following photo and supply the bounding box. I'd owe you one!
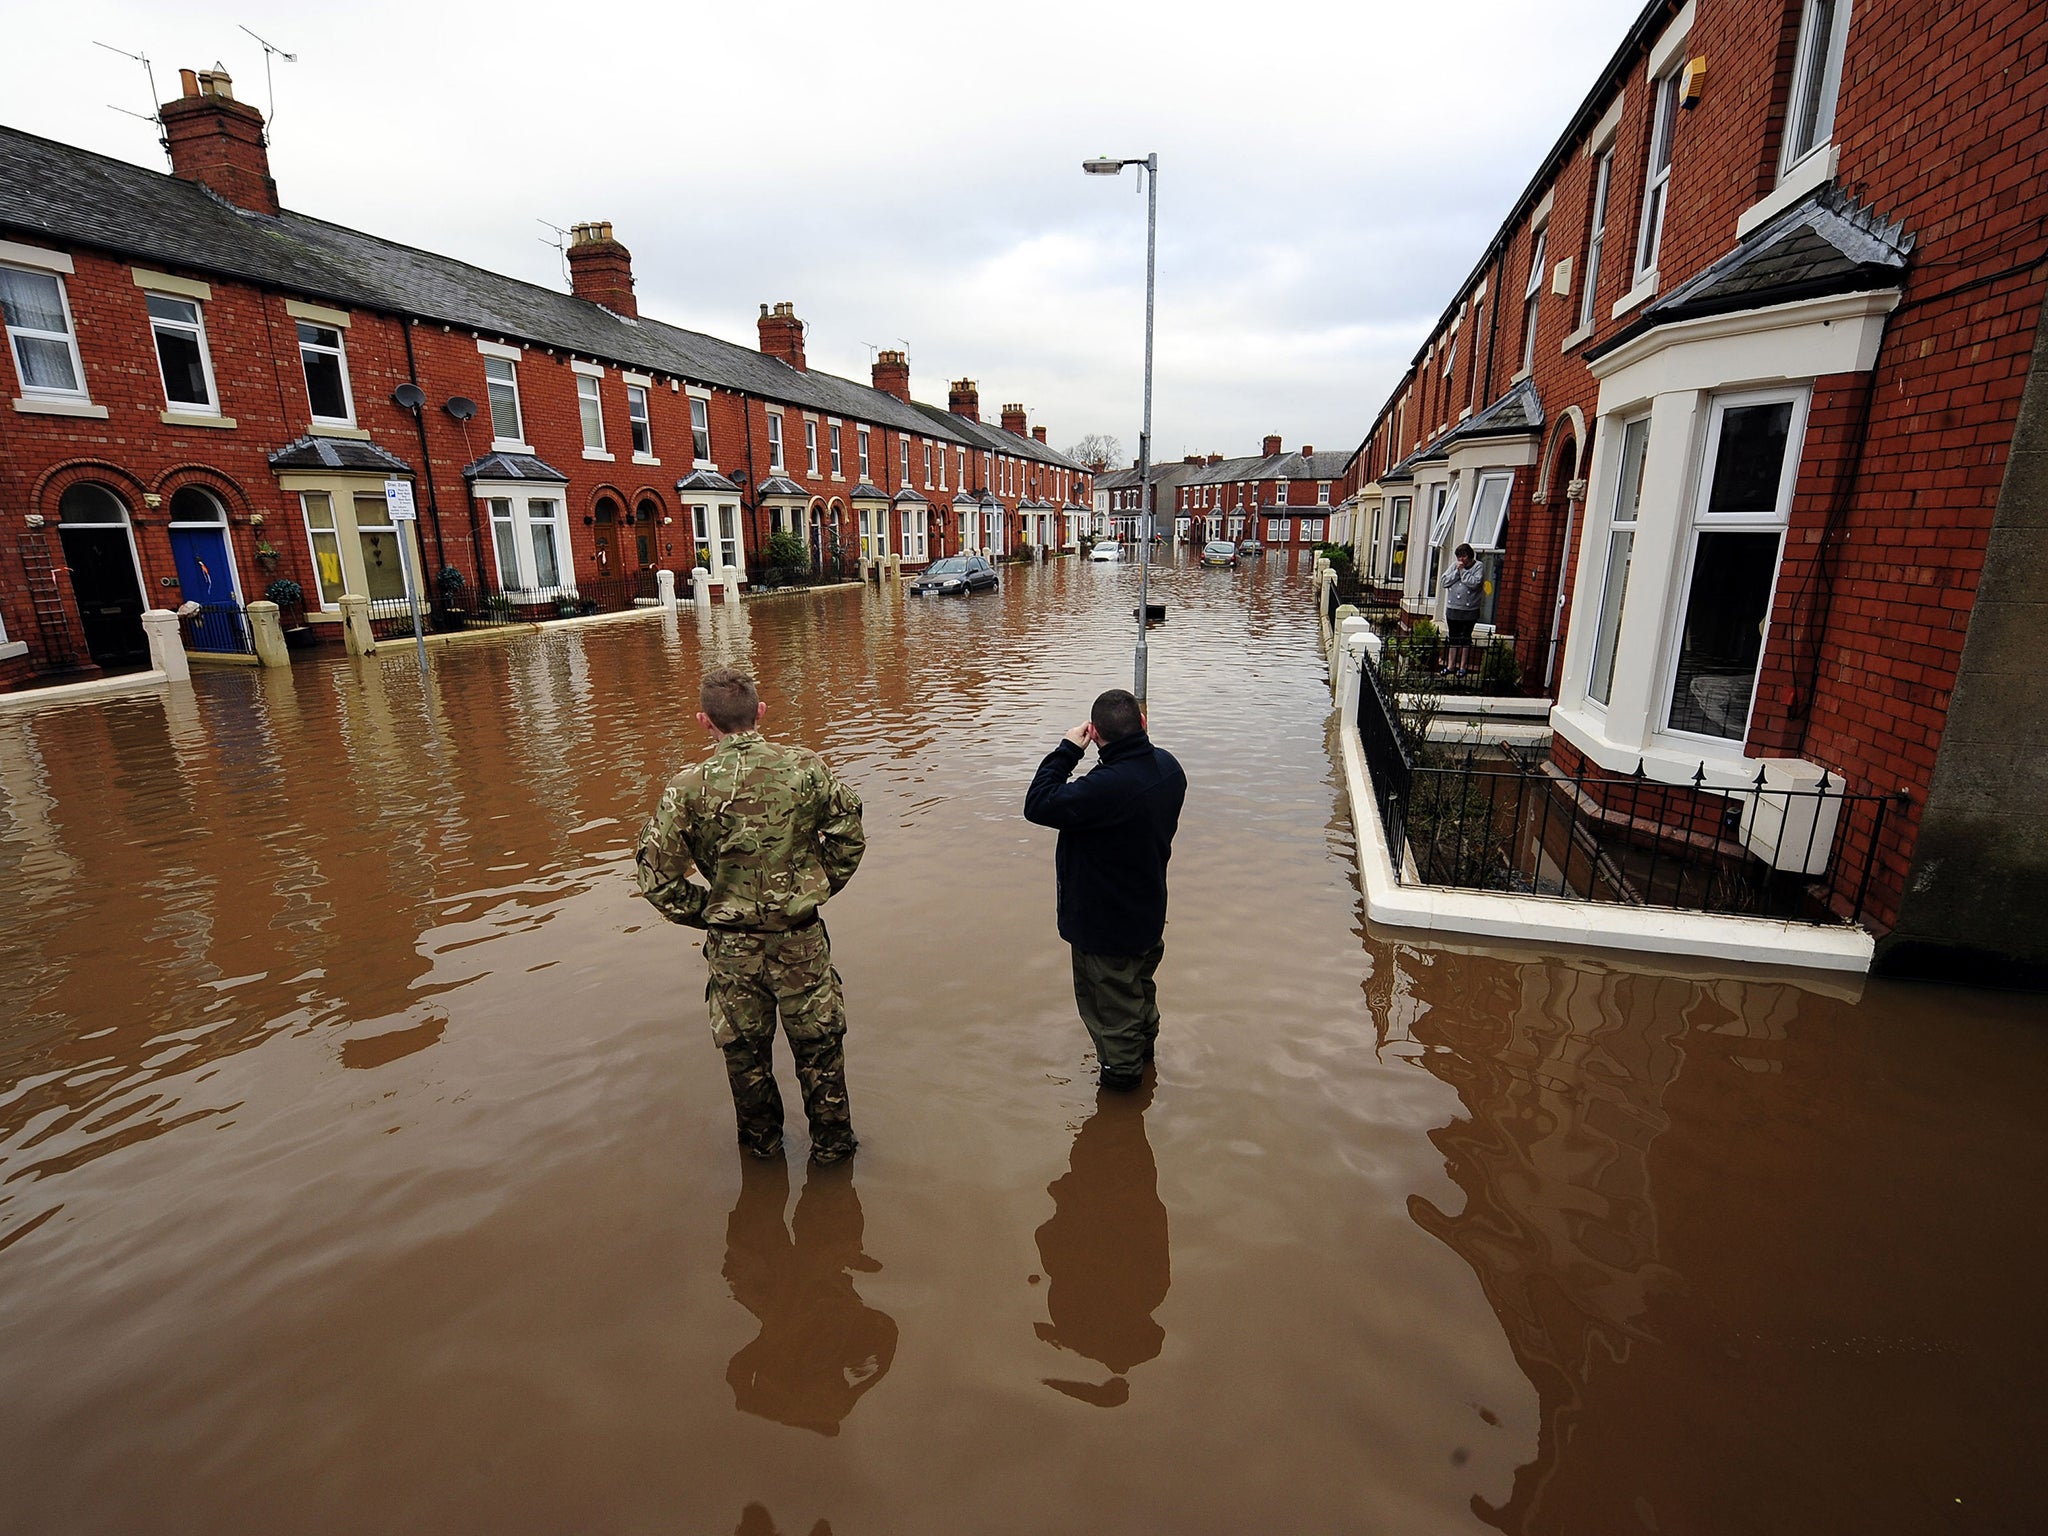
[1787,0,1840,161]
[295,322,338,349]
[301,491,337,530]
[530,516,562,588]
[578,376,604,448]
[15,334,80,391]
[1666,530,1782,738]
[1469,475,1511,547]
[1706,401,1794,514]
[0,267,68,332]
[308,531,345,606]
[1587,531,1635,704]
[492,517,521,588]
[155,325,211,406]
[302,349,348,420]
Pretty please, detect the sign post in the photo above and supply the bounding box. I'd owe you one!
[383,478,427,669]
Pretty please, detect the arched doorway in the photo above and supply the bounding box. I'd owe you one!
[167,486,248,652]
[593,495,622,578]
[57,482,148,669]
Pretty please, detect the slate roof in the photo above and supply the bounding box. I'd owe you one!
[891,487,928,505]
[0,123,1088,473]
[267,435,412,474]
[1591,186,1913,361]
[754,476,810,498]
[675,468,740,493]
[1441,378,1544,444]
[951,490,982,507]
[462,452,569,483]
[1179,449,1351,487]
[848,481,890,502]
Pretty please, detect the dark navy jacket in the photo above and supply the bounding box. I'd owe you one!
[1024,731,1187,957]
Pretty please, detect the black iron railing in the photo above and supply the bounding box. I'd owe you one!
[753,552,858,589]
[1372,625,1547,699]
[1354,655,1903,927]
[181,602,252,654]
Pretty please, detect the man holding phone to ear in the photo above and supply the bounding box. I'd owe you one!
[1024,689,1188,1091]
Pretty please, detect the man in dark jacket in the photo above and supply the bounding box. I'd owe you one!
[1023,689,1187,1090]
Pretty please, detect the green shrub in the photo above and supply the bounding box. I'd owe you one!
[263,577,304,607]
[765,530,809,569]
[1478,641,1522,693]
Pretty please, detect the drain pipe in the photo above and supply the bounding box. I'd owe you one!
[400,320,449,586]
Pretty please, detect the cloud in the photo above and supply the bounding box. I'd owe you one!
[16,0,1647,458]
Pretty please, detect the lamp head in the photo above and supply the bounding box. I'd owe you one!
[1082,157,1125,176]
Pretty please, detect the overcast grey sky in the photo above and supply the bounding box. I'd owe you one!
[11,0,1646,464]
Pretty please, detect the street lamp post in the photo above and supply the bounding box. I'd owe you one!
[1083,152,1157,705]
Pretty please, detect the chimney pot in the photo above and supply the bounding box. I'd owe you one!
[1000,404,1028,436]
[1263,434,1284,457]
[566,221,637,317]
[948,378,980,421]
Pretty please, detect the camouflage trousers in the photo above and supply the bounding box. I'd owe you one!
[704,922,854,1160]
[1071,943,1164,1088]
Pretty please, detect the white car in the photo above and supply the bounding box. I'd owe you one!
[1089,541,1122,562]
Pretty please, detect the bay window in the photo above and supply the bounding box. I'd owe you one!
[485,493,567,592]
[900,506,928,560]
[1663,392,1804,741]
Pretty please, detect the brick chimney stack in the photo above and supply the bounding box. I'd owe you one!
[161,67,278,216]
[756,301,806,370]
[1207,453,1223,465]
[1032,426,1048,444]
[566,222,637,317]
[1263,434,1283,457]
[948,379,980,420]
[873,349,910,401]
[1301,444,1314,456]
[1001,404,1028,436]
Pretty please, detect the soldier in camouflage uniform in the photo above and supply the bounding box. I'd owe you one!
[637,668,867,1163]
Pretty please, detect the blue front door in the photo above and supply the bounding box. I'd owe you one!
[169,525,247,651]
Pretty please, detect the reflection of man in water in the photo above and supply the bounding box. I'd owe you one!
[1034,1081,1170,1406]
[724,1158,896,1436]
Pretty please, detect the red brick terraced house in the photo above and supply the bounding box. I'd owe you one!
[1174,436,1350,551]
[1335,0,2048,980]
[0,68,1089,683]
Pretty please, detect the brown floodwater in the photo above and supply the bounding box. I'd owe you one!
[1,552,2043,1535]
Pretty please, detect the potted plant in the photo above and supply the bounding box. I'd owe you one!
[435,565,468,631]
[254,538,282,572]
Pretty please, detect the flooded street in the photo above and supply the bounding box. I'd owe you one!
[2,554,2043,1535]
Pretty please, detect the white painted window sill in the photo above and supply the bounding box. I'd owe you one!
[632,452,661,467]
[0,640,27,662]
[310,422,369,439]
[582,448,615,462]
[162,410,236,429]
[1510,367,1533,386]
[1559,320,1595,353]
[491,440,534,455]
[1737,144,1839,237]
[1612,274,1658,319]
[14,396,107,418]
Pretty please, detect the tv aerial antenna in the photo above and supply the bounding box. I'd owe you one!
[93,41,169,167]
[537,219,572,285]
[237,25,297,146]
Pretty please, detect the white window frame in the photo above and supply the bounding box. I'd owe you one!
[1586,413,1652,710]
[146,292,221,415]
[859,504,890,560]
[299,490,347,610]
[1780,0,1851,177]
[483,490,569,593]
[858,426,872,479]
[297,321,356,426]
[805,418,819,476]
[690,394,713,465]
[1426,481,1461,598]
[900,505,929,561]
[1301,518,1325,543]
[483,355,525,448]
[923,441,933,488]
[1265,517,1288,543]
[1466,469,1514,548]
[766,411,785,472]
[1519,228,1548,377]
[0,260,89,402]
[900,438,911,488]
[627,383,653,458]
[576,372,608,456]
[1635,71,1681,282]
[1577,150,1615,336]
[829,421,843,477]
[1657,387,1809,745]
[1317,481,1331,506]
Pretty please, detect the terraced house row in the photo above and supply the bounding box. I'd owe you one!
[1333,0,2047,979]
[0,68,1092,688]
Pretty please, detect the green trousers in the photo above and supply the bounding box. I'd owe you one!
[704,923,854,1160]
[1070,944,1164,1084]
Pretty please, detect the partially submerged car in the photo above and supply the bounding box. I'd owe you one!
[1201,540,1238,567]
[1089,540,1122,562]
[907,554,999,595]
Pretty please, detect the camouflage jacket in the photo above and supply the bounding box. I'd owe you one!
[635,731,865,931]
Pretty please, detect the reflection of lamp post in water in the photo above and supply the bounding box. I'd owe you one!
[1083,152,1158,705]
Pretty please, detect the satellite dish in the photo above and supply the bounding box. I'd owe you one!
[444,395,478,421]
[391,382,426,409]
